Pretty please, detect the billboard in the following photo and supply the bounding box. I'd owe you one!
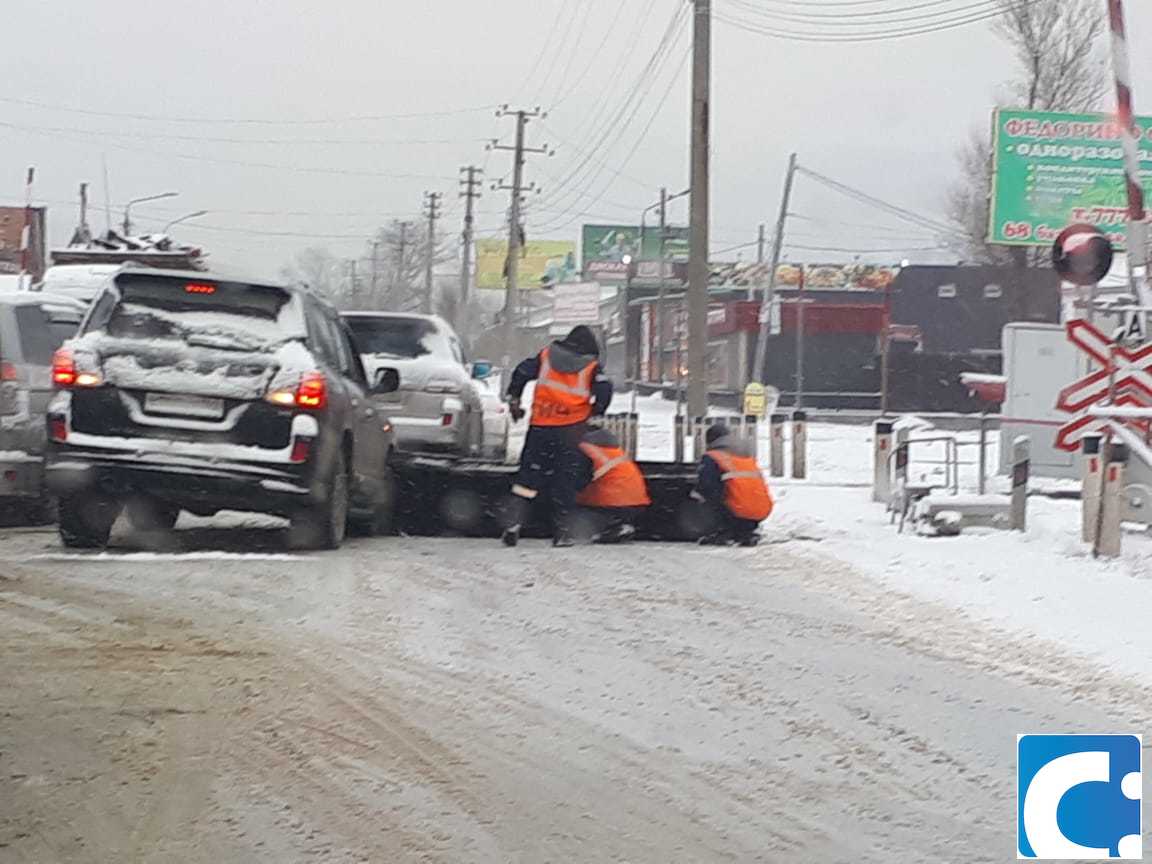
[476,239,578,290]
[989,108,1152,247]
[581,224,690,281]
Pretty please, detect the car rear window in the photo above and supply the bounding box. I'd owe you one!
[103,275,298,352]
[345,316,446,359]
[12,304,83,365]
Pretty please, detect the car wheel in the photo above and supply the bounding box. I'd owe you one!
[349,464,395,537]
[125,496,180,533]
[58,493,121,549]
[290,454,349,550]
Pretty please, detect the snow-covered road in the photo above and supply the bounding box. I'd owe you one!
[3,521,1149,862]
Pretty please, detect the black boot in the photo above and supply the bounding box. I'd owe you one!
[502,525,521,547]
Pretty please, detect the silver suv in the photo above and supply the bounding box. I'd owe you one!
[0,292,87,521]
[342,312,483,455]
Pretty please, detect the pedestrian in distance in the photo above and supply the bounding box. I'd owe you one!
[503,325,613,547]
[570,425,651,544]
[694,422,774,547]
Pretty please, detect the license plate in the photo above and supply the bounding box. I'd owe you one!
[144,392,225,419]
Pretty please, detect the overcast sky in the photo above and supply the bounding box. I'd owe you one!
[2,0,1150,279]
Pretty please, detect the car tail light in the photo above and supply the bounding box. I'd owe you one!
[0,362,17,382]
[267,372,328,410]
[48,413,67,442]
[289,435,314,464]
[52,349,76,387]
[51,349,102,389]
[441,413,453,427]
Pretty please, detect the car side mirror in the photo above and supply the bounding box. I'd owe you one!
[372,367,400,395]
[470,360,492,380]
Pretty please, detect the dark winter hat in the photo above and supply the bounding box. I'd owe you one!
[705,423,730,446]
[562,325,600,357]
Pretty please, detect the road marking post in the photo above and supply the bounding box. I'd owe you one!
[873,419,895,503]
[1081,434,1103,544]
[1097,441,1130,558]
[791,410,808,480]
[769,413,786,477]
[674,414,686,463]
[1010,436,1031,532]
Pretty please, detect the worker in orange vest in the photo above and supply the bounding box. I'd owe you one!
[695,423,774,547]
[503,325,613,547]
[572,427,651,543]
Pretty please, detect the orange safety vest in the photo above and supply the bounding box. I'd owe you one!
[531,347,596,427]
[576,442,651,508]
[706,449,774,521]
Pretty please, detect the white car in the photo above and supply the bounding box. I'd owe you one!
[343,312,484,456]
[473,373,511,460]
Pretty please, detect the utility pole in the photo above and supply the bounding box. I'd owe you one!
[687,0,712,418]
[19,167,34,290]
[422,191,441,316]
[490,107,549,366]
[349,259,359,302]
[656,187,669,384]
[459,166,483,317]
[392,220,413,307]
[752,153,797,388]
[370,239,381,305]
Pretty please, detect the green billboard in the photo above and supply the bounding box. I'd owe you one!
[581,224,690,281]
[989,107,1152,247]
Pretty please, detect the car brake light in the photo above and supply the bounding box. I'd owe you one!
[185,282,216,294]
[441,413,453,427]
[295,373,327,409]
[51,348,101,388]
[48,413,67,442]
[0,362,16,382]
[289,435,314,464]
[267,373,328,410]
[52,348,76,387]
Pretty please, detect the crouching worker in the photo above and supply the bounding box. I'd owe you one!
[503,325,613,547]
[572,427,651,544]
[695,423,774,547]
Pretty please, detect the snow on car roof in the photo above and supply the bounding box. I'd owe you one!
[0,291,87,311]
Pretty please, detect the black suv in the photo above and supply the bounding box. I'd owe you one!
[44,269,397,550]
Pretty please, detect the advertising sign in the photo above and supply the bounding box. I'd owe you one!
[476,239,578,290]
[989,108,1152,247]
[552,282,602,326]
[581,224,690,281]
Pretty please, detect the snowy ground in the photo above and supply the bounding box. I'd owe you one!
[2,394,1151,860]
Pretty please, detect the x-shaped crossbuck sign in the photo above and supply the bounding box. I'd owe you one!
[1054,320,1152,451]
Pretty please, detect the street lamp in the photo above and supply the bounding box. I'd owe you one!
[162,210,208,233]
[122,192,178,236]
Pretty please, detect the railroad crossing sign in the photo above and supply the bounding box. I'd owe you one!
[1055,319,1152,451]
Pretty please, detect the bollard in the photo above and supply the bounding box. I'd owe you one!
[628,413,640,458]
[769,413,787,478]
[1010,436,1030,532]
[1081,434,1103,544]
[674,414,686,464]
[692,416,707,461]
[894,427,910,491]
[744,414,759,461]
[791,410,808,480]
[1097,441,1129,558]
[873,419,895,504]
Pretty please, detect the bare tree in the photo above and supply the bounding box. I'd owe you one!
[947,0,1108,262]
[325,221,456,312]
[281,246,340,298]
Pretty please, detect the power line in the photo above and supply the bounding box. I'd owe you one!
[715,0,1041,41]
[795,165,954,234]
[784,242,952,253]
[0,94,500,125]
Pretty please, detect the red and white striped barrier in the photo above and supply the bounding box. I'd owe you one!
[1107,0,1152,310]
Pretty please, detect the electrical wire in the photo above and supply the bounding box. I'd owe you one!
[785,242,952,252]
[716,0,1042,42]
[795,166,954,234]
[0,94,500,126]
[551,0,634,107]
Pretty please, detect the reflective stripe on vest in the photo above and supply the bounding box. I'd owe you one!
[577,442,651,508]
[707,448,774,522]
[531,347,596,426]
[537,351,593,398]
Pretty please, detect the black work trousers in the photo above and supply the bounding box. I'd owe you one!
[512,423,586,532]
